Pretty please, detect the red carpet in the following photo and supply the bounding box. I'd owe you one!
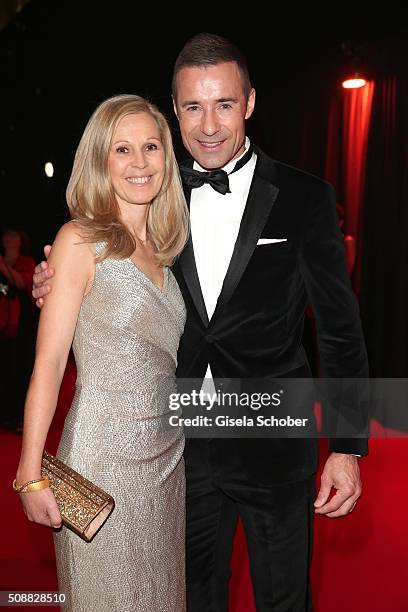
[1,357,408,611]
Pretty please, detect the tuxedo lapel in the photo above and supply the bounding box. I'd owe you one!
[178,233,209,326]
[178,164,209,326]
[210,150,280,323]
[177,148,279,328]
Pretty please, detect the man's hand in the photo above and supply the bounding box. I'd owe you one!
[314,452,362,518]
[32,245,54,308]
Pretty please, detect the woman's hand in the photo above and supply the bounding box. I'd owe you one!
[18,487,62,529]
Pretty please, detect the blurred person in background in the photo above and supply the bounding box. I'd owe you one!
[0,226,37,431]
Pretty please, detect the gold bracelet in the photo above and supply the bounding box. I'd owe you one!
[12,475,50,493]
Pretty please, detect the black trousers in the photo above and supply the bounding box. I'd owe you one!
[185,441,316,612]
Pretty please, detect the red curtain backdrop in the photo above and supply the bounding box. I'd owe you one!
[359,75,408,377]
[325,82,375,292]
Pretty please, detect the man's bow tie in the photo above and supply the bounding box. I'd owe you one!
[180,146,253,196]
[179,167,230,195]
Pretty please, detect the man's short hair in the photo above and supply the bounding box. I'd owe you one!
[172,32,252,100]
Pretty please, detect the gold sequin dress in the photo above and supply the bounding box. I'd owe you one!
[53,244,186,611]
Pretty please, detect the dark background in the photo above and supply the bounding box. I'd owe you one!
[1,0,407,376]
[1,0,406,248]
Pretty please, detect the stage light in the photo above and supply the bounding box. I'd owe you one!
[340,41,370,90]
[44,162,54,178]
[342,74,367,89]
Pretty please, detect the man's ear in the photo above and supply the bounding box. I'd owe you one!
[245,88,256,120]
[172,95,179,120]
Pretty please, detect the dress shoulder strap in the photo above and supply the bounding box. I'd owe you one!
[94,241,107,257]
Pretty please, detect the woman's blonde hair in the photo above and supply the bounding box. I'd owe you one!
[66,94,189,266]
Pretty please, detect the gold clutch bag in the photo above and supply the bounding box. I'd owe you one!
[41,450,115,542]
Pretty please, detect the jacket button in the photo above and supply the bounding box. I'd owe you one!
[206,334,216,344]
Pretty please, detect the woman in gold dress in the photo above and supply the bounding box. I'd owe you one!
[14,95,189,611]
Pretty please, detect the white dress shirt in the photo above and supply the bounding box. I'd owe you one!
[190,137,257,382]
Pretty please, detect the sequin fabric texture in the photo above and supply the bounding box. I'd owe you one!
[53,243,187,611]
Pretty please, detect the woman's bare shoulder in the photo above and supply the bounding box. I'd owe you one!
[54,220,89,242]
[51,221,95,260]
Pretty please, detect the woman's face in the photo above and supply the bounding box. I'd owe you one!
[2,231,21,252]
[108,112,166,209]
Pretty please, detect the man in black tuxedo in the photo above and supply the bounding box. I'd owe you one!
[170,33,368,612]
[33,32,368,612]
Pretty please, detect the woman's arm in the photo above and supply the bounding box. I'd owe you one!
[15,222,94,526]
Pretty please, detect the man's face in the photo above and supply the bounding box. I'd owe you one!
[173,62,255,170]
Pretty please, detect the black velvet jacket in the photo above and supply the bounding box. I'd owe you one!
[173,146,369,483]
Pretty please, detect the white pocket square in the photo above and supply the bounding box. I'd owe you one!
[257,238,288,245]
